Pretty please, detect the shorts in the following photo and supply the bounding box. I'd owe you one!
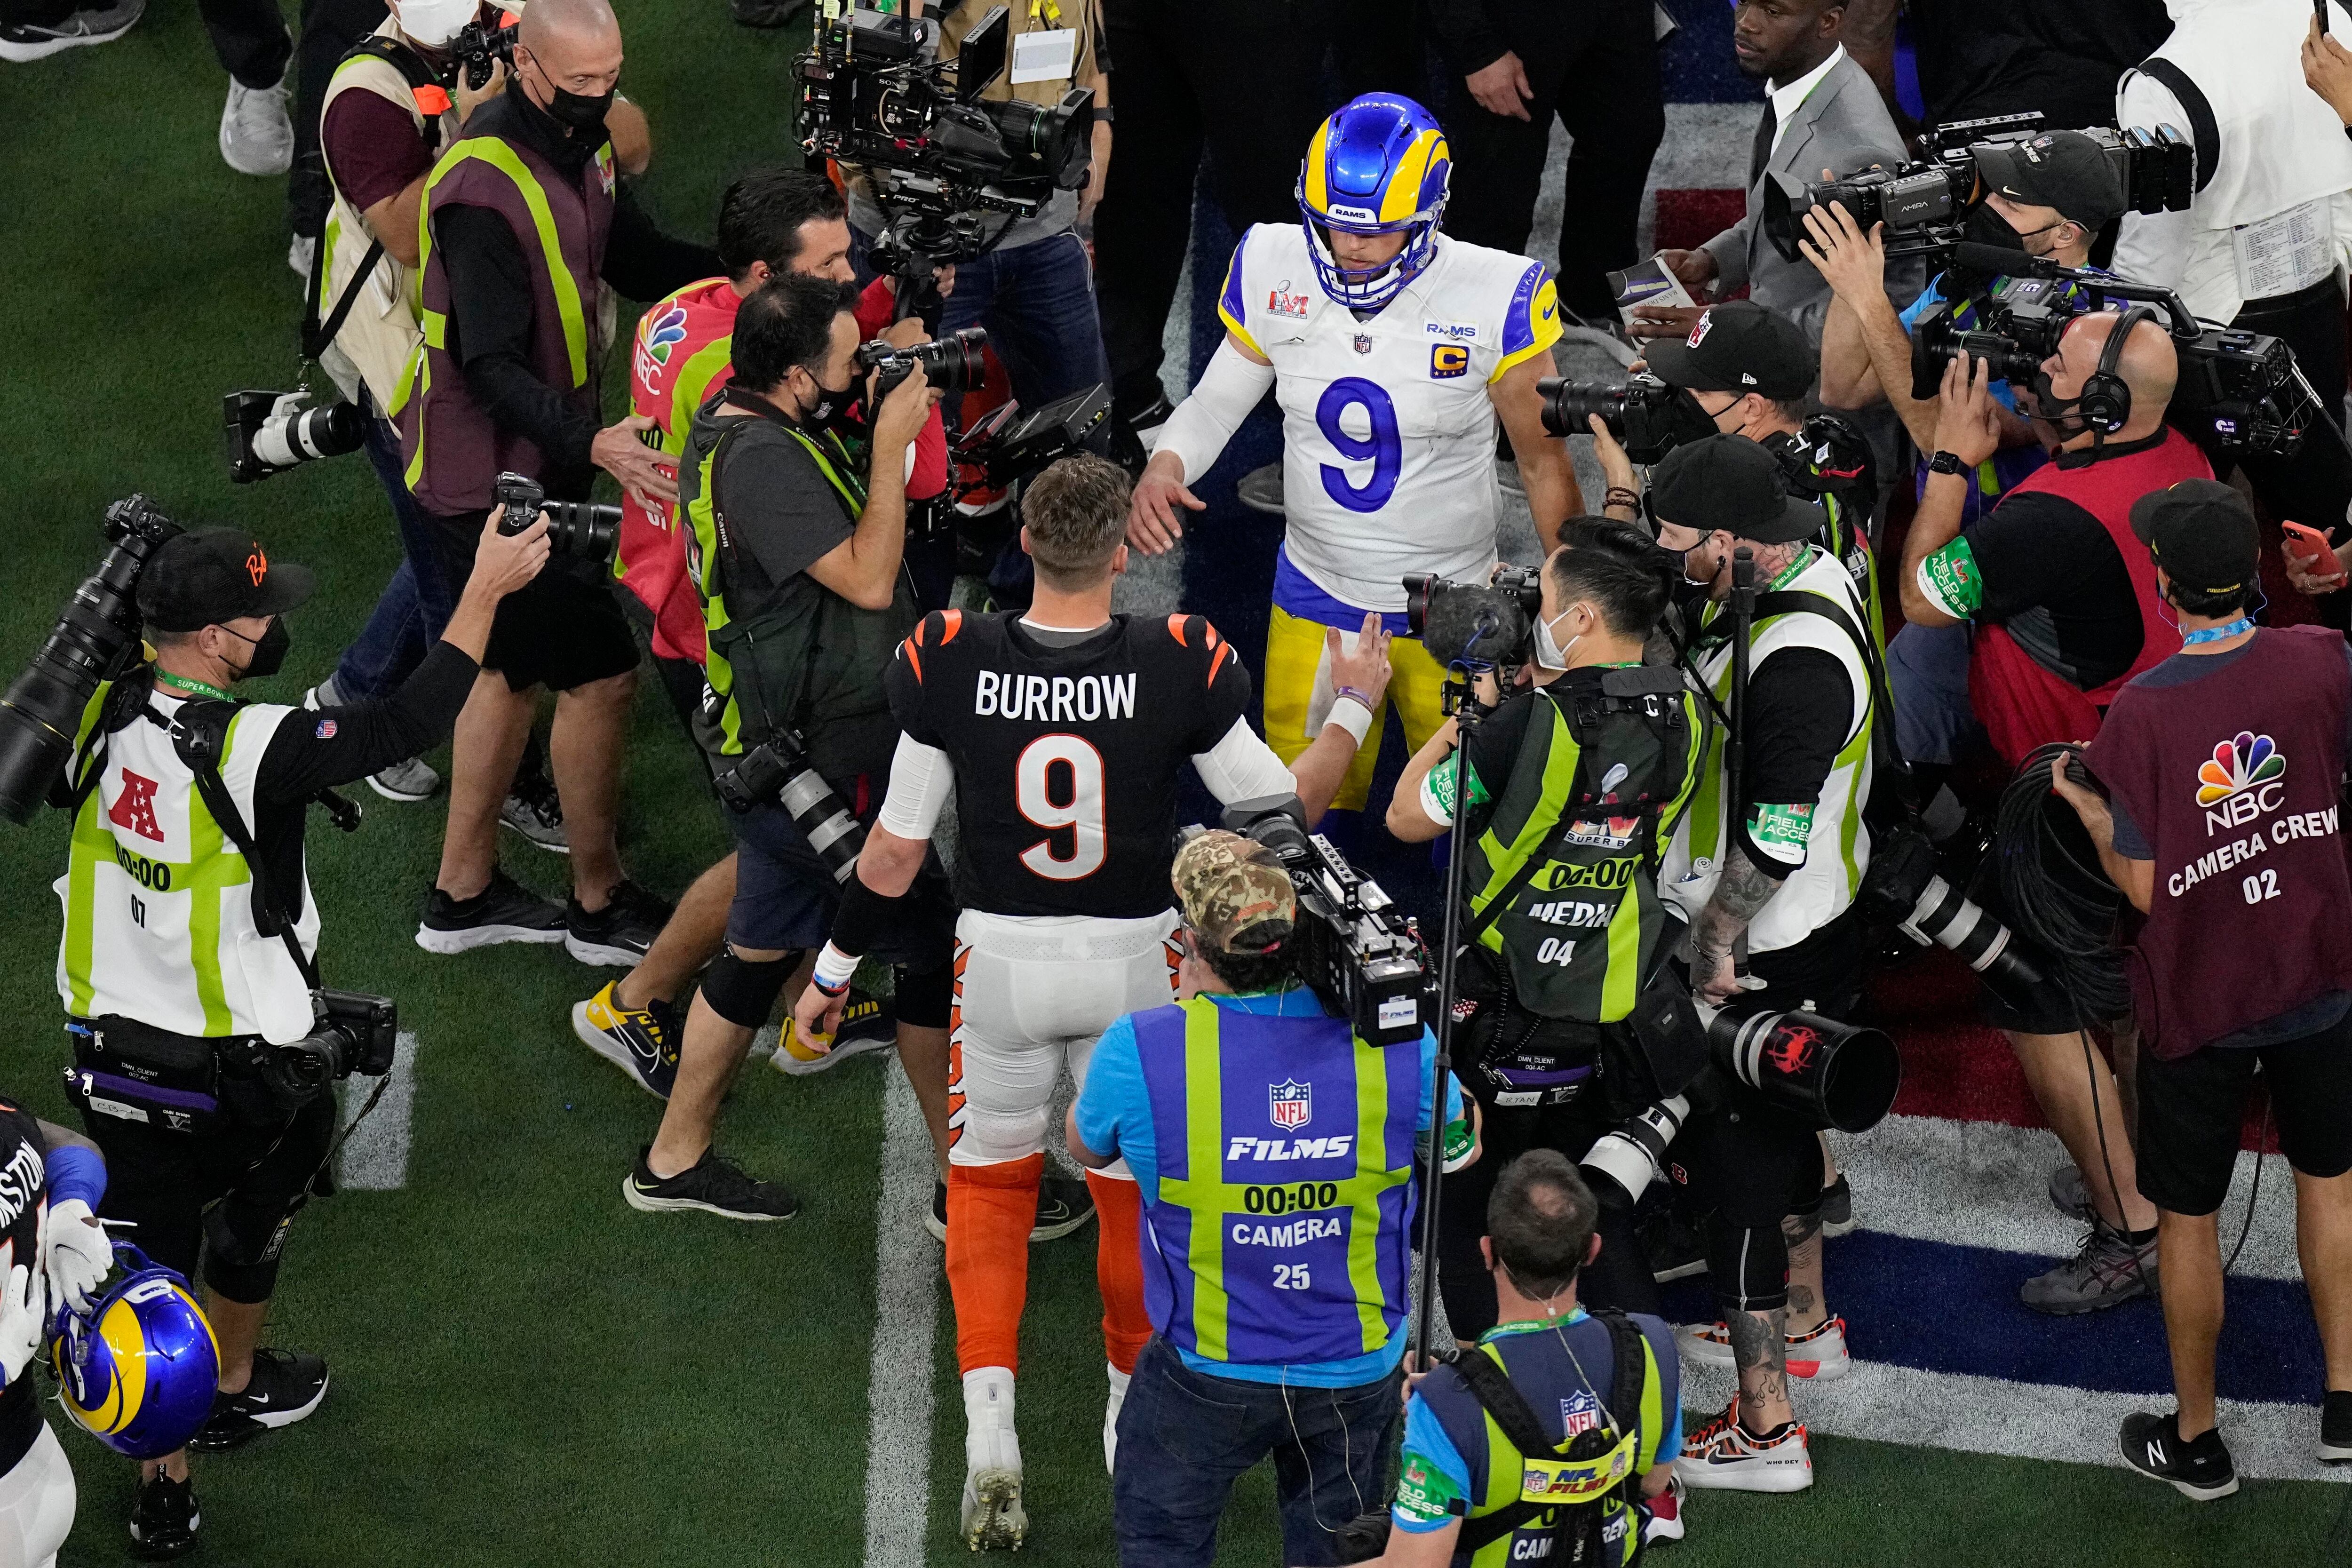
[430,506,639,692]
[725,797,956,1017]
[2136,1009,2352,1216]
[947,907,1179,1168]
[1262,605,1448,813]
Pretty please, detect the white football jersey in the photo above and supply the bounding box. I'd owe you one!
[1217,225,1562,613]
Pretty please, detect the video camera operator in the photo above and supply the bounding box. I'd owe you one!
[405,0,721,964]
[52,511,548,1558]
[1649,435,1876,1495]
[2117,1,2352,583]
[622,272,953,1223]
[1068,828,1470,1568]
[1809,127,2128,526]
[1386,525,1706,1339]
[2050,481,2352,1493]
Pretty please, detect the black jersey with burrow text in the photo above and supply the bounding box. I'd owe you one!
[888,609,1256,919]
[0,1098,47,1472]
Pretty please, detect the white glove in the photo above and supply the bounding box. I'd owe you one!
[0,1262,46,1387]
[41,1200,110,1316]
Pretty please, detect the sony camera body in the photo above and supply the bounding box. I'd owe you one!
[492,472,622,560]
[224,390,367,485]
[1208,796,1431,1049]
[451,14,515,91]
[858,325,988,400]
[711,727,866,883]
[265,989,397,1106]
[1764,111,2195,265]
[1535,372,1722,465]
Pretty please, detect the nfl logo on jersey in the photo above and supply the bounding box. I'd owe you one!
[1269,1079,1312,1131]
[1561,1390,1603,1437]
[1352,333,1374,355]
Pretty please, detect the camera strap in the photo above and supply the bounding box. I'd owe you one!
[1749,588,1919,816]
[302,38,451,365]
[166,700,326,995]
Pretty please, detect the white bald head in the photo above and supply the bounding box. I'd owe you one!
[516,0,622,121]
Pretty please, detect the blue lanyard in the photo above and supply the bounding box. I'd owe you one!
[2180,617,2254,646]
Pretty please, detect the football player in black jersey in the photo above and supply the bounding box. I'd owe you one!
[791,454,1393,1550]
[0,1093,112,1566]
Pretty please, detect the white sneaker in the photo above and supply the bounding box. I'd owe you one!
[220,75,294,176]
[961,1369,1026,1551]
[1640,1471,1687,1544]
[1676,1399,1813,1494]
[0,0,143,62]
[1104,1362,1130,1475]
[1676,1315,1851,1380]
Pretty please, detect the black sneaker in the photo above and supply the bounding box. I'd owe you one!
[571,980,680,1098]
[1820,1173,1855,1237]
[624,1146,799,1220]
[128,1470,199,1560]
[2121,1411,2239,1501]
[928,1176,948,1242]
[2322,1390,2352,1463]
[1033,1174,1097,1242]
[188,1348,329,1451]
[417,870,566,954]
[565,879,674,967]
[0,0,143,61]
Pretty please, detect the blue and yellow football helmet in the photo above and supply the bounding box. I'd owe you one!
[50,1246,221,1459]
[1295,94,1452,310]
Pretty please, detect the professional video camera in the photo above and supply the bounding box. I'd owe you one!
[1206,796,1431,1048]
[951,382,1112,497]
[0,496,183,826]
[224,390,367,484]
[858,325,988,400]
[712,727,866,883]
[267,989,398,1106]
[452,12,515,91]
[1535,373,1722,465]
[1907,256,2322,457]
[1403,567,1543,669]
[492,472,622,560]
[1763,111,2195,264]
[795,3,1093,277]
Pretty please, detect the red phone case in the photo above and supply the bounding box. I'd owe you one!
[2285,522,2345,581]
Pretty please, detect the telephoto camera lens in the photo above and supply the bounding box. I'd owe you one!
[491,471,620,561]
[714,735,867,883]
[861,326,989,400]
[1579,1095,1691,1209]
[1859,823,2050,1013]
[1708,1008,1901,1134]
[224,391,367,484]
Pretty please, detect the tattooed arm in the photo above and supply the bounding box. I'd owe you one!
[1690,844,1781,1006]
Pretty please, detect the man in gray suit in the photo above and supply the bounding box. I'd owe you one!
[1629,0,1922,350]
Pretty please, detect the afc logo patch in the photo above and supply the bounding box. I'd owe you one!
[1269,1078,1312,1131]
[1268,279,1312,318]
[1430,343,1469,379]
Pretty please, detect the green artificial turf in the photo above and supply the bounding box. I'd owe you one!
[3,6,2351,1563]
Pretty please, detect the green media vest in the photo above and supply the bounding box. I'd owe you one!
[1461,673,1705,1022]
[680,397,916,784]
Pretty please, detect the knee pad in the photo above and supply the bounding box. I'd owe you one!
[699,946,797,1029]
[1706,1215,1789,1316]
[202,1200,297,1305]
[894,960,952,1031]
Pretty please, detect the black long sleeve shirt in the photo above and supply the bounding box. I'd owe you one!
[435,89,721,492]
[1423,0,1510,77]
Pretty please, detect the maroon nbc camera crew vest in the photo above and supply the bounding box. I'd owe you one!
[1968,428,2210,765]
[2085,626,2352,1059]
[399,109,615,516]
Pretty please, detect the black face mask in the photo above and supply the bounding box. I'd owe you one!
[225,619,290,682]
[800,374,858,433]
[1964,201,2026,251]
[545,84,614,137]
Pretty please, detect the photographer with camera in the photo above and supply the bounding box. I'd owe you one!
[2117,1,2352,579]
[50,509,548,1557]
[619,273,948,1225]
[2049,479,2352,1491]
[790,454,1390,1549]
[405,0,722,964]
[1068,828,1469,1568]
[1385,526,1706,1341]
[1809,127,2127,525]
[1645,436,1877,1493]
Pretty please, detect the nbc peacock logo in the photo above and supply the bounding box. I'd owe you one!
[643,305,689,366]
[2196,731,2285,807]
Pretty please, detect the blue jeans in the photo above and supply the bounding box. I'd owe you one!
[935,228,1113,412]
[332,394,456,701]
[1888,621,1982,767]
[1110,1336,1399,1568]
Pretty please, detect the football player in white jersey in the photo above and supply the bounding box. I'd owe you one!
[1126,93,1581,812]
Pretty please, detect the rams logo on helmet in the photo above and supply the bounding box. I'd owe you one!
[51,1246,221,1459]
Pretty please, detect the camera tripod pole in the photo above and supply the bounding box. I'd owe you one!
[1411,618,1501,1371]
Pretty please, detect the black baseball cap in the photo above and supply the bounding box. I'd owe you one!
[1973,131,2126,233]
[1642,301,1815,399]
[135,528,316,633]
[1650,434,1826,544]
[2130,478,2260,598]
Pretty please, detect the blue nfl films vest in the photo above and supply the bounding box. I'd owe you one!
[1133,995,1424,1366]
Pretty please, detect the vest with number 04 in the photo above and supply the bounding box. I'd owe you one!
[1659,547,1875,955]
[399,111,614,515]
[1132,996,1422,1367]
[1466,678,1704,1024]
[56,686,317,1044]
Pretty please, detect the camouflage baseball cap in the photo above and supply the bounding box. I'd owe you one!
[1171,830,1296,954]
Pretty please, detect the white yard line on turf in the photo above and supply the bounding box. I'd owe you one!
[864,1067,940,1567]
[1835,1113,2302,1281]
[1677,1355,2352,1485]
[335,1031,418,1191]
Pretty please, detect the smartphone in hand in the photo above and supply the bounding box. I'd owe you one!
[2284,518,2345,581]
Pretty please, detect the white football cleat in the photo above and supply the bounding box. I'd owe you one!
[961,1368,1027,1551]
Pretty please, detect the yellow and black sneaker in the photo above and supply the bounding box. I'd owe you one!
[572,980,681,1099]
[771,988,896,1076]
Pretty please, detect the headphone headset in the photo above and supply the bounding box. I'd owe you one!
[2072,305,2157,437]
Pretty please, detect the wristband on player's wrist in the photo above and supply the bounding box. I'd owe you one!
[1324,694,1374,746]
[811,943,858,996]
[44,1145,104,1212]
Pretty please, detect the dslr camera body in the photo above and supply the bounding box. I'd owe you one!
[223,390,368,485]
[1195,797,1431,1049]
[493,472,623,560]
[857,325,988,400]
[451,12,515,91]
[1535,373,1722,464]
[1403,567,1543,668]
[266,989,398,1107]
